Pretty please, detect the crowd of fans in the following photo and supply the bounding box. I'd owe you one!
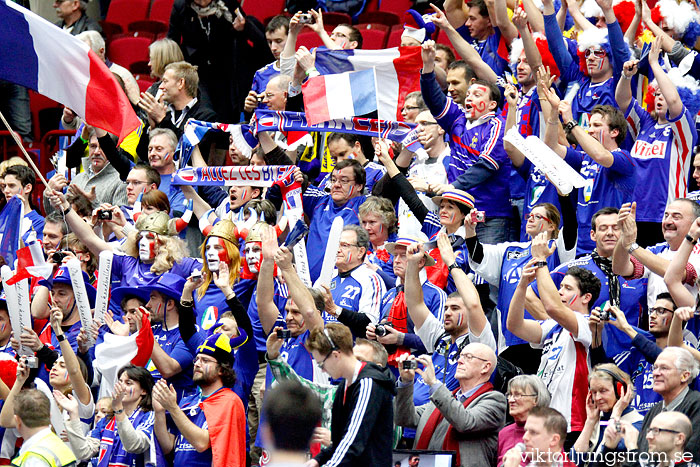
[6,0,700,465]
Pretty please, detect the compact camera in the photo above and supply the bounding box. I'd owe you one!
[375,322,393,337]
[97,210,113,220]
[402,360,418,370]
[277,329,292,339]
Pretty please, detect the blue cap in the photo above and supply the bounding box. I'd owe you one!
[110,285,151,307]
[141,273,186,301]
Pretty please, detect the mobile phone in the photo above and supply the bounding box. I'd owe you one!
[402,360,417,370]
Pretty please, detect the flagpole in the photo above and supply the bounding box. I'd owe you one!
[0,110,49,188]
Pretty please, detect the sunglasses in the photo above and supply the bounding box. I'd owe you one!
[585,49,607,59]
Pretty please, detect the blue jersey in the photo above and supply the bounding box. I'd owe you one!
[379,281,446,337]
[265,329,315,386]
[90,409,154,467]
[470,239,571,346]
[172,392,213,467]
[250,62,280,111]
[109,255,201,316]
[303,187,366,282]
[149,324,195,399]
[614,343,660,416]
[247,279,288,353]
[412,335,468,406]
[565,147,636,256]
[456,26,509,77]
[329,264,386,325]
[625,98,698,222]
[193,285,230,332]
[366,233,398,289]
[433,103,512,218]
[26,210,45,240]
[317,161,386,194]
[532,254,648,356]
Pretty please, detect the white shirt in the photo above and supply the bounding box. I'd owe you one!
[16,428,53,467]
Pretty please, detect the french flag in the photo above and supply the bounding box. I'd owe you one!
[312,46,423,122]
[0,0,140,143]
[302,69,378,125]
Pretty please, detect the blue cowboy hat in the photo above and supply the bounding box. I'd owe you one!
[141,273,186,302]
[53,266,97,307]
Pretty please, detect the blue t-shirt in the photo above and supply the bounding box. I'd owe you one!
[317,161,386,194]
[247,279,289,353]
[149,324,195,399]
[250,62,280,111]
[456,25,509,77]
[172,391,213,467]
[193,286,230,331]
[565,147,636,256]
[412,336,467,405]
[302,187,366,282]
[265,329,313,386]
[26,210,45,239]
[90,409,154,467]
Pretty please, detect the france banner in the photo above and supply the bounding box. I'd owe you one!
[171,165,295,187]
[253,110,422,152]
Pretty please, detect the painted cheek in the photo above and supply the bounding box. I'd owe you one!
[456,313,463,327]
[568,293,578,305]
[217,238,229,263]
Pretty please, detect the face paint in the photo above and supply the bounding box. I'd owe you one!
[347,251,353,264]
[129,387,134,398]
[138,232,157,261]
[245,242,262,274]
[347,184,356,198]
[64,370,69,382]
[457,312,463,328]
[1,323,6,333]
[661,316,669,327]
[379,225,383,234]
[206,237,229,272]
[568,293,578,306]
[163,152,171,162]
[298,316,305,328]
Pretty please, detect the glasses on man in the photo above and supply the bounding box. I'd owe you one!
[584,48,607,59]
[330,177,355,186]
[649,306,674,316]
[647,427,680,437]
[338,242,360,250]
[459,353,488,363]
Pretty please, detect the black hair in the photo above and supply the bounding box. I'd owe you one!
[4,165,35,189]
[566,266,602,310]
[591,207,619,231]
[656,292,677,310]
[262,381,322,451]
[117,364,155,411]
[266,15,290,34]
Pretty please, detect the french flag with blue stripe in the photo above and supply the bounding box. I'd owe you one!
[302,69,378,125]
[0,0,140,143]
[307,46,423,123]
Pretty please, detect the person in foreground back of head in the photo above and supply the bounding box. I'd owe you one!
[502,407,576,467]
[11,389,76,467]
[261,381,322,467]
[305,323,395,467]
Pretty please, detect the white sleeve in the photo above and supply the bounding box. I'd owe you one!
[74,385,95,420]
[467,242,510,287]
[357,271,387,324]
[468,320,497,352]
[530,319,554,349]
[415,313,445,353]
[572,313,592,347]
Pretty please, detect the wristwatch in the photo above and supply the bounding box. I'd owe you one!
[563,121,577,132]
[533,261,547,268]
[447,262,461,273]
[627,242,640,254]
[686,234,698,245]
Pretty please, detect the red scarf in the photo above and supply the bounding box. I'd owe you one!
[416,382,494,466]
[386,288,410,366]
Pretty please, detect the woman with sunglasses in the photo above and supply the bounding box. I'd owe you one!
[615,37,699,246]
[466,198,577,373]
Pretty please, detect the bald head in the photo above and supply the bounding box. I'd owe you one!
[467,342,497,376]
[655,411,692,444]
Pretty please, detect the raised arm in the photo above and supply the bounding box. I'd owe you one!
[404,244,431,331]
[512,8,543,71]
[599,0,630,78]
[648,37,684,120]
[46,190,112,255]
[506,259,544,343]
[275,246,324,331]
[520,0,545,32]
[542,0,575,72]
[664,217,700,307]
[438,233,487,336]
[560,101,615,167]
[624,0,642,46]
[615,60,638,114]
[641,1,676,53]
[611,202,637,276]
[444,0,469,29]
[306,9,339,50]
[566,0,596,32]
[503,84,526,167]
[540,71,568,159]
[430,8,499,83]
[532,233,581,335]
[256,225,284,334]
[51,308,91,406]
[492,0,519,45]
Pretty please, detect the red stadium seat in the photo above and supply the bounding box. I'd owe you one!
[385,25,403,48]
[435,29,461,59]
[242,0,285,23]
[359,28,387,49]
[108,36,152,71]
[28,91,62,142]
[355,23,390,33]
[136,78,156,93]
[128,0,174,36]
[357,11,400,26]
[322,12,352,26]
[101,0,150,35]
[378,0,412,14]
[296,31,326,50]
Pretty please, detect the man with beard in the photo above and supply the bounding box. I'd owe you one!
[153,332,246,467]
